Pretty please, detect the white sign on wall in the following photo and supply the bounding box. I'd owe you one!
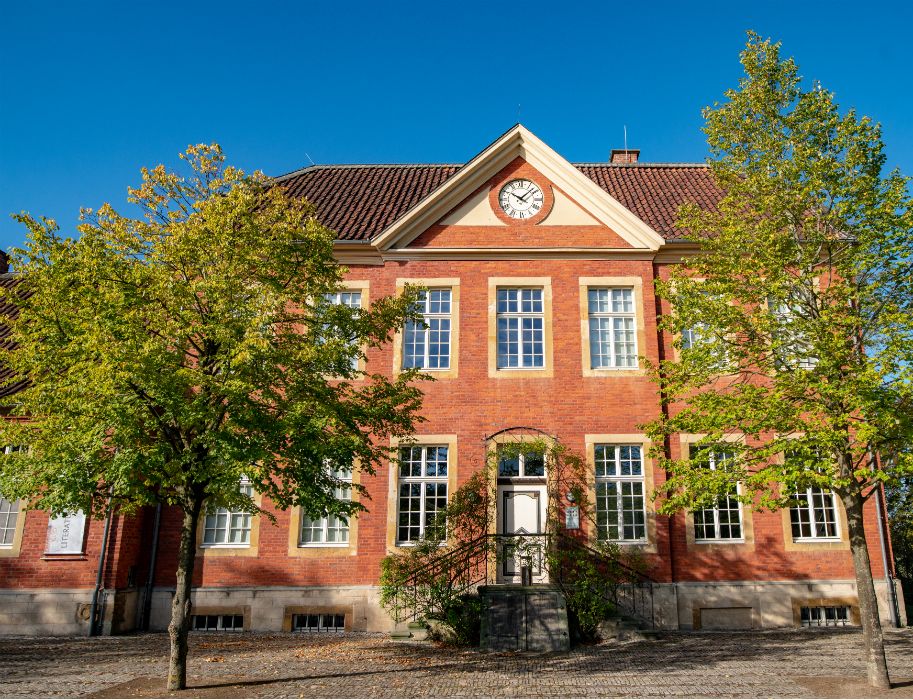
[45,511,87,554]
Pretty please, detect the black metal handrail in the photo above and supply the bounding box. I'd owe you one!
[551,532,656,628]
[389,531,656,628]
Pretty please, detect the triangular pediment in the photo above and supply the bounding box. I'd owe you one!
[370,125,665,252]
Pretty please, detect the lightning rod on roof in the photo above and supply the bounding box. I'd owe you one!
[624,125,628,154]
[305,152,316,166]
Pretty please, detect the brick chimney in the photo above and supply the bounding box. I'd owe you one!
[610,148,640,164]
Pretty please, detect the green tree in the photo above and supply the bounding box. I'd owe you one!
[887,475,913,621]
[645,33,913,689]
[0,145,426,690]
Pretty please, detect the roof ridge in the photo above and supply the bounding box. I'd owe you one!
[574,162,709,168]
[275,161,711,180]
[274,163,462,181]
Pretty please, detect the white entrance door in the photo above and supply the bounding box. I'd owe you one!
[497,485,547,583]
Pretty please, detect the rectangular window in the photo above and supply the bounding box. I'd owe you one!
[497,449,545,478]
[1,446,26,548]
[588,288,637,369]
[595,445,646,542]
[769,298,817,370]
[497,288,544,368]
[791,487,839,540]
[680,326,699,350]
[0,496,19,547]
[291,613,346,632]
[192,614,244,631]
[203,478,253,546]
[397,445,448,544]
[689,446,742,541]
[300,466,352,546]
[403,289,451,370]
[800,606,849,627]
[324,290,363,371]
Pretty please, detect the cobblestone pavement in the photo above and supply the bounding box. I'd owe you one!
[1,629,913,698]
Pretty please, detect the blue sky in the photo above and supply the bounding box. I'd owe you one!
[1,1,910,252]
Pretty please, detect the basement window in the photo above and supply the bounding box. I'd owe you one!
[291,613,345,632]
[800,606,850,627]
[192,614,244,631]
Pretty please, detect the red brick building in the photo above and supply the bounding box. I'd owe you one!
[0,126,904,635]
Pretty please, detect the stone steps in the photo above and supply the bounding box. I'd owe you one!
[389,620,429,642]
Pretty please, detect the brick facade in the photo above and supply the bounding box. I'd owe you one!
[0,126,904,634]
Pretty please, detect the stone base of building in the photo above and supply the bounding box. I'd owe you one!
[0,587,140,636]
[650,579,906,630]
[147,585,387,633]
[0,579,905,636]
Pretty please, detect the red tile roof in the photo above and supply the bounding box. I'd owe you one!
[0,275,29,400]
[276,163,722,242]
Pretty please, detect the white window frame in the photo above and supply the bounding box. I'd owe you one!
[497,448,546,479]
[790,486,840,542]
[587,288,638,369]
[396,445,449,545]
[690,446,744,543]
[594,444,647,543]
[0,495,19,548]
[403,288,452,370]
[324,290,363,371]
[769,298,817,370]
[496,288,545,369]
[202,477,254,548]
[299,466,353,547]
[0,446,22,549]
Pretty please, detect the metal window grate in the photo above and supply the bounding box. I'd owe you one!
[800,606,850,627]
[291,613,345,632]
[192,614,244,631]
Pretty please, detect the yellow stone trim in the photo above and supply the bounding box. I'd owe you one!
[584,434,657,553]
[487,277,554,379]
[578,277,647,377]
[287,469,362,558]
[197,490,262,558]
[339,280,370,374]
[387,435,459,552]
[678,434,755,552]
[391,278,460,379]
[790,596,860,626]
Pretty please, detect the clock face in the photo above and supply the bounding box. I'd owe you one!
[498,179,544,219]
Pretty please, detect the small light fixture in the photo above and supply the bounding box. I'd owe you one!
[566,491,576,504]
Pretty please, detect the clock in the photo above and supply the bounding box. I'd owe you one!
[498,179,544,219]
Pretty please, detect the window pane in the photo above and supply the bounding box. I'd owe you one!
[595,444,646,542]
[523,451,545,477]
[0,497,19,546]
[498,454,520,477]
[397,446,448,543]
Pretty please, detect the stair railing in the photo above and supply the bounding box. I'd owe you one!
[550,532,657,629]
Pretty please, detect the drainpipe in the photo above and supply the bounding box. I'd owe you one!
[870,449,901,627]
[139,502,163,631]
[88,491,115,637]
[874,484,901,628]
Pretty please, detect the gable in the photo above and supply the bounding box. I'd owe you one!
[408,157,635,250]
[371,125,667,252]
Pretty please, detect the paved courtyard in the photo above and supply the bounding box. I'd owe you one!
[1,628,913,698]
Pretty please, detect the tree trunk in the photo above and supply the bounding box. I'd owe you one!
[841,490,891,689]
[167,500,202,691]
